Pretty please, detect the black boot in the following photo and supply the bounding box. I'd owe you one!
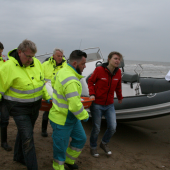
[1,127,12,151]
[65,163,78,170]
[13,158,26,166]
[41,119,48,137]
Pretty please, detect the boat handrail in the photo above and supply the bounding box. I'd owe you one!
[35,53,68,62]
[82,47,101,51]
[134,64,143,76]
[35,52,53,58]
[134,64,143,95]
[81,47,104,60]
[35,47,104,61]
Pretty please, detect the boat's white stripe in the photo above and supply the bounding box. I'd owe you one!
[115,101,170,114]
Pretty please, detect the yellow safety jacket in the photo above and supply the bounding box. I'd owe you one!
[0,56,4,67]
[42,56,67,81]
[0,49,50,102]
[49,64,89,125]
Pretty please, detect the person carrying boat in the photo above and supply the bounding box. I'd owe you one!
[41,48,67,137]
[0,39,51,169]
[88,51,123,157]
[0,42,12,151]
[49,50,89,170]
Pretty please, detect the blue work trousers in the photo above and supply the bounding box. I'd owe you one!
[50,119,87,162]
[13,113,39,170]
[90,103,117,148]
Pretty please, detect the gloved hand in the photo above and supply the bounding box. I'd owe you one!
[83,117,89,122]
[46,98,52,104]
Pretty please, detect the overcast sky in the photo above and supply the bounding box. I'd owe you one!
[0,0,170,62]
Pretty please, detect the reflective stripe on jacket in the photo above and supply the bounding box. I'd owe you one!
[42,56,67,81]
[49,64,89,125]
[0,49,51,102]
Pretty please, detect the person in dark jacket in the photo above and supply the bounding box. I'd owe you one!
[0,100,12,151]
[0,42,4,66]
[0,42,12,151]
[88,51,123,158]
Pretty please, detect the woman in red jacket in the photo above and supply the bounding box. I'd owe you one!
[88,51,123,158]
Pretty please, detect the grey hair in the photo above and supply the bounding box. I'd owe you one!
[53,48,64,55]
[17,39,37,53]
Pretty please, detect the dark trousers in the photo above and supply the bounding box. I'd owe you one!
[0,102,10,128]
[42,111,49,121]
[42,111,49,132]
[13,113,39,170]
[0,101,10,145]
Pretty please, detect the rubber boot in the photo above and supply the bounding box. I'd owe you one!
[41,119,48,137]
[0,112,1,126]
[1,127,12,151]
[65,163,78,170]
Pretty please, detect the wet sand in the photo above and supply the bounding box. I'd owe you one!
[0,111,170,170]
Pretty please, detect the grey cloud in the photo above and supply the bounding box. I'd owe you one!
[1,0,170,61]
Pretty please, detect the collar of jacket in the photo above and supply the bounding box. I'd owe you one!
[102,62,119,75]
[67,63,84,80]
[8,49,34,67]
[49,56,66,66]
[0,56,2,61]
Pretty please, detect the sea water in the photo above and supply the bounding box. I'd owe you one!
[37,55,170,78]
[124,60,170,78]
[3,52,162,78]
[3,53,170,78]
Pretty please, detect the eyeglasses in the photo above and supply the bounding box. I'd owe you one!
[23,52,34,59]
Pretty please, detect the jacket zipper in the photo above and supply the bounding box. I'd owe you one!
[95,86,98,93]
[105,73,113,105]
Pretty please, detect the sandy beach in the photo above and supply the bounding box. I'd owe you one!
[0,111,170,170]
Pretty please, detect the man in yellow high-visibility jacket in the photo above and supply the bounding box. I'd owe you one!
[41,48,67,137]
[0,39,51,170]
[49,50,89,170]
[0,42,12,152]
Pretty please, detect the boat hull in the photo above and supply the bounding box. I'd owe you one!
[87,90,170,129]
[114,90,170,121]
[87,86,170,120]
